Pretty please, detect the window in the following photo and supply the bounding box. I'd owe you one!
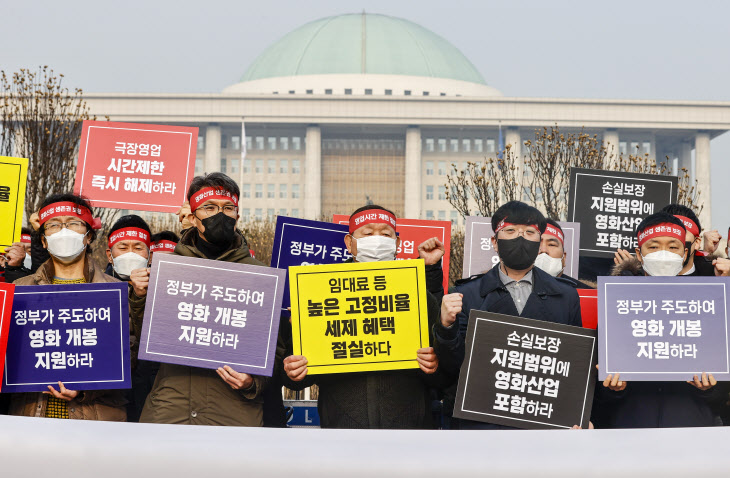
[643,141,651,155]
[325,89,333,95]
[619,141,627,155]
[268,137,277,150]
[280,137,289,151]
[426,210,434,219]
[231,136,241,150]
[267,184,275,199]
[306,89,313,94]
[404,90,411,96]
[243,159,251,173]
[288,90,295,94]
[197,136,205,150]
[344,88,352,95]
[255,184,262,198]
[230,158,239,174]
[440,92,446,96]
[292,184,300,199]
[292,209,299,218]
[242,208,250,220]
[280,159,288,173]
[255,208,262,220]
[267,208,275,217]
[451,211,458,225]
[292,159,301,174]
[255,136,264,150]
[437,138,446,152]
[242,184,251,198]
[245,136,252,151]
[280,184,287,198]
[268,159,276,174]
[292,137,302,150]
[221,135,227,149]
[426,185,434,200]
[630,142,639,154]
[438,186,446,200]
[423,91,429,96]
[255,159,263,174]
[462,138,471,153]
[474,138,483,153]
[279,208,287,216]
[438,161,447,175]
[385,89,392,95]
[425,161,434,175]
[194,158,203,174]
[486,139,496,153]
[425,138,434,152]
[220,158,227,173]
[449,139,459,153]
[365,88,372,95]
[438,210,446,220]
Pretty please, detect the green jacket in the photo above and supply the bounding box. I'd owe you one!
[132,228,280,426]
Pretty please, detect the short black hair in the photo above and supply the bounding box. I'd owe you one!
[636,212,686,237]
[39,193,97,249]
[151,231,180,243]
[109,215,151,238]
[187,172,240,202]
[545,218,563,235]
[492,201,547,233]
[21,227,31,235]
[350,204,396,217]
[660,204,701,234]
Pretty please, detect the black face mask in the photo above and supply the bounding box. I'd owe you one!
[200,212,237,247]
[497,237,541,271]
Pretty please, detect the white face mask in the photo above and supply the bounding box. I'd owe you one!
[354,235,397,263]
[641,250,684,277]
[534,252,563,277]
[45,228,87,263]
[23,253,31,269]
[113,251,149,279]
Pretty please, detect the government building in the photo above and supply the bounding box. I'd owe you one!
[84,12,730,228]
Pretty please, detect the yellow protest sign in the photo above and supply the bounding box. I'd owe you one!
[289,259,430,374]
[0,157,29,252]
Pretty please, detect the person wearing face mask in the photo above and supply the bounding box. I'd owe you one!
[282,205,448,429]
[535,219,593,289]
[8,193,127,421]
[128,172,279,427]
[433,201,582,430]
[599,212,728,428]
[149,231,180,256]
[104,215,153,281]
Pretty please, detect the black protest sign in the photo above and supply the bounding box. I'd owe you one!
[567,167,678,258]
[453,310,597,429]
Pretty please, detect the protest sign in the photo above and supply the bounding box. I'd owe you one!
[453,310,597,429]
[334,214,451,291]
[289,259,430,374]
[567,167,678,258]
[0,283,14,386]
[462,217,580,279]
[73,120,198,213]
[272,217,351,312]
[2,282,130,393]
[139,253,285,376]
[578,289,598,329]
[598,276,730,381]
[0,156,29,252]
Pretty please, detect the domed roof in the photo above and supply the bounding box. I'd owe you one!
[239,13,486,85]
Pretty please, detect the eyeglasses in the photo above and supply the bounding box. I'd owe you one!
[196,204,238,217]
[498,226,540,241]
[44,221,87,234]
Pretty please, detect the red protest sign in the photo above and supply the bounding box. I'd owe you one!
[578,288,597,329]
[334,214,451,291]
[74,121,198,213]
[0,283,15,388]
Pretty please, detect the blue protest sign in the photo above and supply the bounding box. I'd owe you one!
[598,276,730,381]
[2,282,131,393]
[271,216,351,311]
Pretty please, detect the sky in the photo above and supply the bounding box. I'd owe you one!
[3,0,730,232]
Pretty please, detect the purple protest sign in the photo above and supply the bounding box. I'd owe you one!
[139,254,285,376]
[598,276,730,381]
[463,217,580,279]
[2,282,131,393]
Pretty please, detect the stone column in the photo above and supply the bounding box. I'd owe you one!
[204,123,221,173]
[304,125,322,219]
[603,129,620,169]
[679,141,692,178]
[404,126,422,218]
[695,132,711,230]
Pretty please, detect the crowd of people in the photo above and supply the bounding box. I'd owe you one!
[1,170,729,430]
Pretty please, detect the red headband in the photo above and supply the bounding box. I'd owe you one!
[349,209,397,234]
[189,187,239,212]
[150,240,177,253]
[544,224,564,245]
[39,201,101,230]
[637,223,686,247]
[494,219,540,234]
[674,215,699,237]
[21,234,31,244]
[108,227,151,248]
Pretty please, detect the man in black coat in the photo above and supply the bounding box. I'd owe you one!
[433,201,582,429]
[534,218,594,289]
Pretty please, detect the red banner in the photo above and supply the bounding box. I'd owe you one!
[578,288,597,329]
[333,215,451,291]
[0,282,15,388]
[74,121,198,213]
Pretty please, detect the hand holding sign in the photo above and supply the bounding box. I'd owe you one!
[613,248,634,266]
[416,347,438,374]
[216,366,253,390]
[44,381,79,401]
[418,237,445,266]
[284,355,308,381]
[130,267,150,297]
[687,372,717,391]
[440,293,463,327]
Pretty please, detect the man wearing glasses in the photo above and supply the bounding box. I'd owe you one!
[129,172,279,426]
